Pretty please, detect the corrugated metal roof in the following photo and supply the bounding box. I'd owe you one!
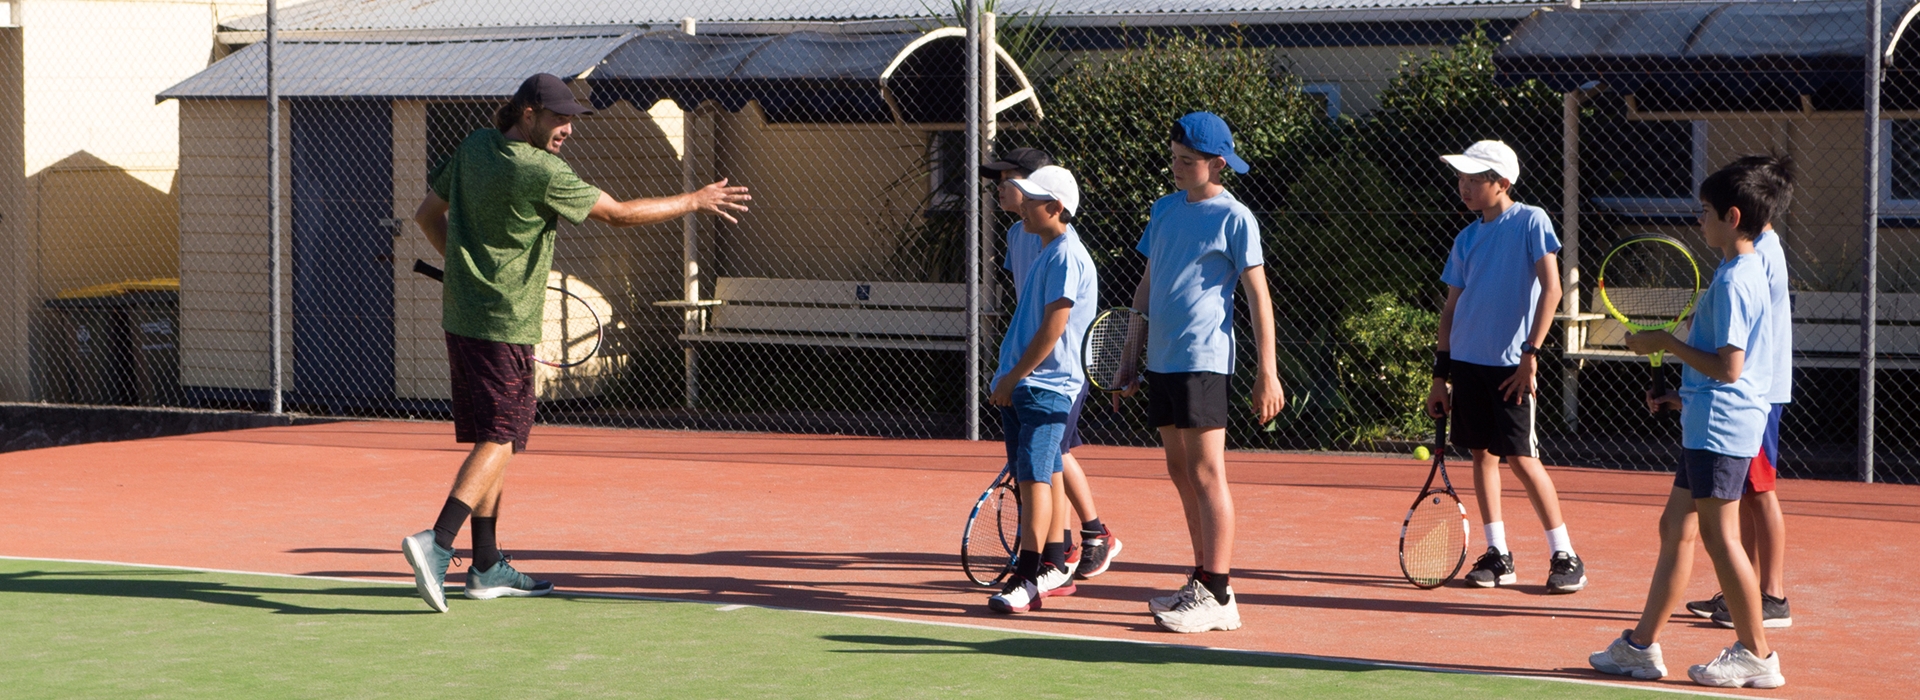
[157,32,633,100]
[221,0,1549,31]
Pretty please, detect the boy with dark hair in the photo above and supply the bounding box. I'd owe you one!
[402,74,749,612]
[986,165,1099,614]
[1425,139,1587,594]
[1591,159,1785,689]
[1685,155,1797,630]
[1116,112,1284,633]
[983,148,1124,585]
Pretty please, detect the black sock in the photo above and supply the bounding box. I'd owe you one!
[1062,529,1076,552]
[1190,565,1204,581]
[432,497,472,551]
[1197,569,1232,604]
[471,516,500,571]
[1015,550,1042,582]
[1042,542,1067,571]
[1080,518,1105,538]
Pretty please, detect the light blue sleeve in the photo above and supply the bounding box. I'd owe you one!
[1699,282,1740,352]
[1040,253,1073,307]
[1722,276,1761,352]
[1439,230,1468,289]
[1002,228,1015,272]
[1135,219,1154,257]
[1234,209,1263,269]
[1529,208,1563,262]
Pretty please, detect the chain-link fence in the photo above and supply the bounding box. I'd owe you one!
[3,0,1916,483]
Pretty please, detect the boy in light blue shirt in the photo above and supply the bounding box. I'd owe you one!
[1594,161,1784,689]
[1115,112,1285,634]
[985,165,1098,615]
[1424,140,1587,594]
[1685,156,1797,631]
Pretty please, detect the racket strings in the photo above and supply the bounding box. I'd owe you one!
[1084,311,1136,390]
[1599,239,1701,326]
[1402,497,1467,586]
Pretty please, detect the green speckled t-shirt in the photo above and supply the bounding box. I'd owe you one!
[429,128,602,345]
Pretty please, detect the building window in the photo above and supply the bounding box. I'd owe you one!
[1302,84,1341,121]
[1588,119,1705,217]
[1883,120,1920,215]
[427,102,499,175]
[927,130,968,212]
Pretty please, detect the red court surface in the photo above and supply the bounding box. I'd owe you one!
[4,421,1916,698]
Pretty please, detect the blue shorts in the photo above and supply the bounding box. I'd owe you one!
[1002,385,1072,484]
[1675,448,1751,501]
[1061,383,1089,453]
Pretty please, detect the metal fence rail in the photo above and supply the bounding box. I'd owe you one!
[3,0,1916,484]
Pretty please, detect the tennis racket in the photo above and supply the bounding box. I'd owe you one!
[1083,307,1146,392]
[1596,235,1702,411]
[413,260,605,369]
[1398,415,1468,589]
[961,462,1021,586]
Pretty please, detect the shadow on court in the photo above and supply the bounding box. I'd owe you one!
[0,568,426,615]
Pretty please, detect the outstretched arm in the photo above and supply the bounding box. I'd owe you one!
[587,178,751,227]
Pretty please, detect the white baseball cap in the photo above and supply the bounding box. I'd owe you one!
[1441,140,1520,184]
[1008,165,1079,216]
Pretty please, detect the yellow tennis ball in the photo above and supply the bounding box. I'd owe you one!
[1413,446,1431,461]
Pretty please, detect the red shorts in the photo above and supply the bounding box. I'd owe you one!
[1745,404,1784,494]
[446,332,537,453]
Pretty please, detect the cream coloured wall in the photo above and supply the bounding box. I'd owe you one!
[174,98,289,392]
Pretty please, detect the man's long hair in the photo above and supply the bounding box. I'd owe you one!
[493,96,540,134]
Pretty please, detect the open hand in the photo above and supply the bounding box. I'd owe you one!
[693,178,751,223]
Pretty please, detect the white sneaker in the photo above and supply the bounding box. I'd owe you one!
[1154,584,1240,633]
[988,579,1042,614]
[1688,642,1785,689]
[1148,578,1202,614]
[1035,564,1077,598]
[1588,630,1666,680]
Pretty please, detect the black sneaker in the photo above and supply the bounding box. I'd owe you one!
[1711,593,1793,629]
[1686,592,1726,619]
[1465,547,1516,588]
[1074,529,1123,580]
[1546,551,1587,593]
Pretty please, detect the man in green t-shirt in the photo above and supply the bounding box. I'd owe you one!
[401,73,750,612]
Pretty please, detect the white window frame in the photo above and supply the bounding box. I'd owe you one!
[1590,119,1707,217]
[1302,83,1341,121]
[1879,119,1920,216]
[927,131,963,212]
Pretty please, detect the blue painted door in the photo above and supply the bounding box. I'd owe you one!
[291,99,395,399]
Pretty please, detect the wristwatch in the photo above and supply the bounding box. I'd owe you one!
[1520,342,1539,356]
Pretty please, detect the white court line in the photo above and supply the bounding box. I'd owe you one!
[0,554,1747,699]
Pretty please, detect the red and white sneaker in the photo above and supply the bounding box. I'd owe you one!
[988,578,1042,614]
[1035,563,1078,598]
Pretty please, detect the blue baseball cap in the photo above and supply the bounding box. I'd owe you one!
[1173,112,1249,174]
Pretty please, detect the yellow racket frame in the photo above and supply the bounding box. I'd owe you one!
[1596,234,1702,368]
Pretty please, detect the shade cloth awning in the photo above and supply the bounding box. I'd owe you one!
[585,28,1041,125]
[1493,0,1920,111]
[158,31,634,101]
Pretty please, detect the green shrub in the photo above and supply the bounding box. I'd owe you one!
[1336,293,1439,443]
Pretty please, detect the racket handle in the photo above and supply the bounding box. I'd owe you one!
[413,259,444,282]
[1649,358,1671,416]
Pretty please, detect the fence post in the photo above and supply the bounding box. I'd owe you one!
[964,0,981,441]
[266,0,282,415]
[1862,0,1882,483]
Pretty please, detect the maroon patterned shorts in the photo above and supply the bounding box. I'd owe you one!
[446,332,536,453]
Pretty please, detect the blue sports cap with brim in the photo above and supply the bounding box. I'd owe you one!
[1173,112,1249,174]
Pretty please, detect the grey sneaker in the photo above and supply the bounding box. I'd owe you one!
[1711,593,1793,629]
[1148,577,1202,614]
[464,555,554,600]
[1686,592,1725,619]
[402,530,454,613]
[1465,547,1516,587]
[1688,642,1785,689]
[1546,551,1587,593]
[1589,629,1666,680]
[1154,584,1240,633]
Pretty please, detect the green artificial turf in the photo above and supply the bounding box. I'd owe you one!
[0,559,1679,699]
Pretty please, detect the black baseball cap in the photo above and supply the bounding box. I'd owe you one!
[514,73,594,116]
[982,147,1053,179]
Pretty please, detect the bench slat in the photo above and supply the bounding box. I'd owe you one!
[711,305,967,337]
[713,277,966,308]
[679,332,964,352]
[1790,291,1920,322]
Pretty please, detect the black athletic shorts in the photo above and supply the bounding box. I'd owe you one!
[447,332,537,453]
[1675,448,1751,501]
[1062,383,1090,452]
[1448,360,1536,458]
[1145,370,1230,429]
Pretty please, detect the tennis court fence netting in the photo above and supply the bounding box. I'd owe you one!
[2,0,1917,483]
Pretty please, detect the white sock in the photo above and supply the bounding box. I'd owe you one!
[1484,521,1508,554]
[1545,525,1574,555]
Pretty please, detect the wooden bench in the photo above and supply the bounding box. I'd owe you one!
[1563,289,1920,369]
[655,277,969,352]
